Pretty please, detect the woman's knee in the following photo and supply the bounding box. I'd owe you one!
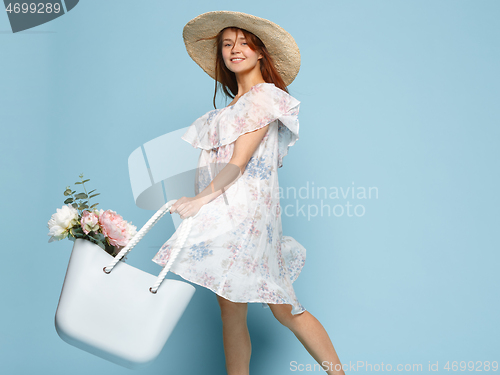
[268,304,296,329]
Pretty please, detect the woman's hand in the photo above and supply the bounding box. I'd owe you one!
[169,196,205,219]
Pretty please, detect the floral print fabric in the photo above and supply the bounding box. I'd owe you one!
[152,83,306,315]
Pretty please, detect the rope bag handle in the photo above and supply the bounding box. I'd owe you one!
[102,199,193,294]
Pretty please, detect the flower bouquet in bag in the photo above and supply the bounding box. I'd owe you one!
[47,174,137,259]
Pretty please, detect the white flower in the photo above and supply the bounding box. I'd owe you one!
[47,204,79,242]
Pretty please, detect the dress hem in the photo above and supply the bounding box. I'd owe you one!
[152,259,307,316]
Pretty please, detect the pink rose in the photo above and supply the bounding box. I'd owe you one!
[99,210,129,247]
[80,210,100,235]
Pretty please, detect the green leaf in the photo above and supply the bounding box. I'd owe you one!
[75,193,88,199]
[64,189,72,196]
[71,226,84,237]
[64,198,74,204]
[75,182,82,185]
[89,194,100,199]
[71,203,78,209]
[79,204,89,210]
[89,234,105,245]
[71,190,76,194]
[82,179,90,183]
[88,189,96,194]
[90,203,99,208]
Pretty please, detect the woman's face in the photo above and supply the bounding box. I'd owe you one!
[221,28,263,76]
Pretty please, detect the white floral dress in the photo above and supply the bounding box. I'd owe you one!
[152,82,306,315]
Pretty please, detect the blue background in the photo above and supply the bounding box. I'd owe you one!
[1,0,499,374]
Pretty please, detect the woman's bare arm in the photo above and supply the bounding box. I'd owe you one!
[194,124,270,205]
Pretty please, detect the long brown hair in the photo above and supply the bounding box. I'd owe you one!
[201,27,288,108]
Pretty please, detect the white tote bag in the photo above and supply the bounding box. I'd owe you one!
[54,200,196,369]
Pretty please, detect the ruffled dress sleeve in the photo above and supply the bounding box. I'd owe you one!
[181,82,300,168]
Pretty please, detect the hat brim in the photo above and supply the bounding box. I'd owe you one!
[182,11,300,86]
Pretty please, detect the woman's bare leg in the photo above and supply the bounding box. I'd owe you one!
[216,295,251,375]
[268,304,345,375]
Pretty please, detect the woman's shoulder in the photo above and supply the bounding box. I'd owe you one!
[188,83,299,127]
[233,82,300,119]
[246,82,299,103]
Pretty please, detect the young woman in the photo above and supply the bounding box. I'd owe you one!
[152,11,345,375]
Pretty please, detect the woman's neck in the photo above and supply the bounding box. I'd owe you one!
[234,70,266,98]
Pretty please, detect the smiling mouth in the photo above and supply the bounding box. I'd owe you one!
[230,58,245,62]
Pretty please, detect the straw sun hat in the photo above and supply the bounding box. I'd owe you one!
[182,10,301,86]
